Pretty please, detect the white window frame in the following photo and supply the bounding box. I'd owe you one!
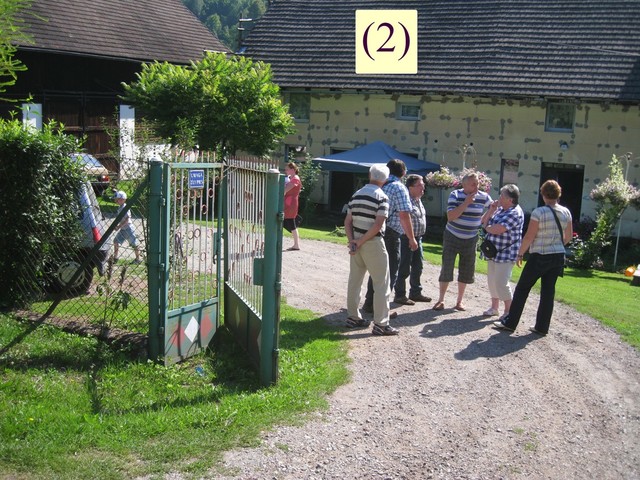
[545,102,575,132]
[396,102,421,121]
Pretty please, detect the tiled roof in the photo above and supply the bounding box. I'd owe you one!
[241,0,640,101]
[15,0,230,64]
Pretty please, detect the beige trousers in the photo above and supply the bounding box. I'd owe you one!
[347,236,390,326]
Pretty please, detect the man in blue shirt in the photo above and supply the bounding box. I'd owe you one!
[433,172,492,311]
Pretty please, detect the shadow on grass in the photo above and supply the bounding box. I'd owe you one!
[0,305,347,417]
[564,267,633,284]
[279,316,346,351]
[0,315,144,372]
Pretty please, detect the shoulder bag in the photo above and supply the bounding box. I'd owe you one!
[479,232,516,260]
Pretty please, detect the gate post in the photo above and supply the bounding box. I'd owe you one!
[147,158,164,361]
[260,169,285,385]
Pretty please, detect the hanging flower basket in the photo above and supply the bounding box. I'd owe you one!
[426,167,493,194]
[425,166,457,189]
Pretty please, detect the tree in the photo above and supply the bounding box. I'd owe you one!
[0,0,31,100]
[186,0,268,51]
[121,52,295,156]
[183,0,204,16]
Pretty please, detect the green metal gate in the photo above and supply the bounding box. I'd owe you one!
[147,157,284,385]
[148,159,223,364]
[223,159,284,386]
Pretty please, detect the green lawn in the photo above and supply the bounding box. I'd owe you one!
[0,304,349,479]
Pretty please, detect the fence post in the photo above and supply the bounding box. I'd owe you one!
[260,169,284,385]
[147,158,164,361]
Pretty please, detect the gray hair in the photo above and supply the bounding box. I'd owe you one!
[369,164,390,183]
[405,174,423,188]
[500,184,520,205]
[462,171,479,183]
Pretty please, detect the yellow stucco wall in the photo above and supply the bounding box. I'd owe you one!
[287,93,640,237]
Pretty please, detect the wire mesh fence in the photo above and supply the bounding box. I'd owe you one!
[9,151,280,365]
[13,176,150,337]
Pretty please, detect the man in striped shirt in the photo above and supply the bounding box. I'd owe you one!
[344,164,399,336]
[362,159,418,313]
[433,171,492,312]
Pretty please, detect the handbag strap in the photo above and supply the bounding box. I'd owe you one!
[547,205,565,242]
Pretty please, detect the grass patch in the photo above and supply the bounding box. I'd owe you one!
[0,303,349,479]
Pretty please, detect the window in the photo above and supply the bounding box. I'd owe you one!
[286,145,307,163]
[396,102,420,121]
[288,93,310,122]
[500,159,519,187]
[545,102,575,132]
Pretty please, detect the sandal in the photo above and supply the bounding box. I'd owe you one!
[286,246,300,251]
[433,301,445,311]
[454,303,466,311]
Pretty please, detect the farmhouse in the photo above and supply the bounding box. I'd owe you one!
[240,0,640,236]
[2,0,229,171]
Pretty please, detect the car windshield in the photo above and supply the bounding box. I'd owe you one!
[73,153,102,167]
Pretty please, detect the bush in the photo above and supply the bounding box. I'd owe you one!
[571,154,640,270]
[293,153,322,222]
[0,120,84,307]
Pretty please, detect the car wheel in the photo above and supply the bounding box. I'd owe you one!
[47,260,94,295]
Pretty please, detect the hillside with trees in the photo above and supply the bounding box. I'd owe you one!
[182,0,268,51]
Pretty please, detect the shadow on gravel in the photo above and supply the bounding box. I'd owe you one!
[419,314,494,337]
[454,330,543,360]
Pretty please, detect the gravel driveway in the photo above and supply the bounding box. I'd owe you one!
[217,239,640,479]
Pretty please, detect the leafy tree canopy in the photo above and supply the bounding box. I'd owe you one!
[121,52,295,156]
[0,0,31,100]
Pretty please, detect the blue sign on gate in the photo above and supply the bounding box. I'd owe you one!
[189,170,205,189]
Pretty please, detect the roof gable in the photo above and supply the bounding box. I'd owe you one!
[16,0,230,64]
[242,0,640,101]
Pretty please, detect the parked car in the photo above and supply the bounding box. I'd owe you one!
[44,180,111,295]
[72,153,112,195]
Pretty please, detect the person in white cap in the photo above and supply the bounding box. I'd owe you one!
[112,190,141,264]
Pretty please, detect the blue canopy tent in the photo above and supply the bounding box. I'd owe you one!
[312,141,440,175]
[311,141,440,211]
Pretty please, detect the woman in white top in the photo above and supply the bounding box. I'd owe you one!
[494,180,572,335]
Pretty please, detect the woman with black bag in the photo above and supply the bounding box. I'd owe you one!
[480,184,524,319]
[494,180,572,335]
